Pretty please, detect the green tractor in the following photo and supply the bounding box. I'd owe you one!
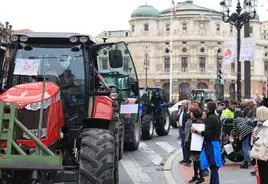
[0,32,139,183]
[190,89,216,108]
[139,87,171,140]
[100,70,141,153]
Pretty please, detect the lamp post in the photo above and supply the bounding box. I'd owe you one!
[217,48,224,100]
[220,0,257,102]
[144,46,149,88]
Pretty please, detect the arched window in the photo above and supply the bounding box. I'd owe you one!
[197,82,208,89]
[179,82,190,100]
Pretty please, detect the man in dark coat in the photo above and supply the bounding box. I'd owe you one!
[178,100,191,166]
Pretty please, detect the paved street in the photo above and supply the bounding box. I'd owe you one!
[119,128,181,184]
[119,128,258,184]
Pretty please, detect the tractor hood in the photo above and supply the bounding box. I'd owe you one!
[0,82,59,108]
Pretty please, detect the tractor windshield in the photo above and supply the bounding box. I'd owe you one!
[12,43,85,87]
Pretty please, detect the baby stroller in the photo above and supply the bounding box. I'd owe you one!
[221,118,244,164]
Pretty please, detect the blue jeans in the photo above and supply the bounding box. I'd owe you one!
[242,135,251,162]
[179,126,190,163]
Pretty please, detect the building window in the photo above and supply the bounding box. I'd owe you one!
[132,25,135,32]
[101,57,108,70]
[125,32,129,37]
[164,56,170,72]
[265,52,268,57]
[216,24,220,31]
[265,61,268,75]
[182,47,187,53]
[200,47,205,53]
[166,23,170,31]
[144,23,149,31]
[182,23,187,31]
[181,56,188,72]
[250,26,253,34]
[231,62,235,74]
[230,25,233,33]
[199,56,206,72]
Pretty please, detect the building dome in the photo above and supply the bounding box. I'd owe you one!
[161,0,221,17]
[131,4,161,18]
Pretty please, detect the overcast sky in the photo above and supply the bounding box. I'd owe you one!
[0,0,267,36]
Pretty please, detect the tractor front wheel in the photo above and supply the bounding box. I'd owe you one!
[155,111,170,136]
[78,128,116,184]
[141,115,154,140]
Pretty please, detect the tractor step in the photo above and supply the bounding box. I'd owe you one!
[53,170,78,182]
[0,155,62,170]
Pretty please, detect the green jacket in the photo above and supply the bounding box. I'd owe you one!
[220,108,234,120]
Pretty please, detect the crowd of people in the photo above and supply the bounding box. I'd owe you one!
[176,97,268,184]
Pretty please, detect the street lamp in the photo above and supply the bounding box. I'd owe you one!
[217,48,224,100]
[220,0,257,102]
[144,46,149,88]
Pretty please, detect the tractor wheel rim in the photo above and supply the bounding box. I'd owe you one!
[149,120,154,135]
[164,114,170,130]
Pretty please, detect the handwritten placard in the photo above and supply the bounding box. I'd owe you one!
[14,59,40,76]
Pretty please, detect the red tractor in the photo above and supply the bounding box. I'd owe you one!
[0,32,139,184]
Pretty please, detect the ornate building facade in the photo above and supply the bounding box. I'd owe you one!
[97,0,268,100]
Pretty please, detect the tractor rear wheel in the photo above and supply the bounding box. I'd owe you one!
[78,128,116,184]
[141,115,154,140]
[155,111,170,136]
[118,120,125,160]
[124,117,141,151]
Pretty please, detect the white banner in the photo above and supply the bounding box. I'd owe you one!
[240,37,256,61]
[120,104,139,114]
[223,37,256,62]
[223,40,236,63]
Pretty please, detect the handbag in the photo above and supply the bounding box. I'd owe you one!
[250,138,268,161]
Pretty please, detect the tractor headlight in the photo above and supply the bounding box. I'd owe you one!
[11,35,19,42]
[23,128,47,139]
[79,36,88,43]
[25,98,51,111]
[69,36,78,43]
[19,35,28,42]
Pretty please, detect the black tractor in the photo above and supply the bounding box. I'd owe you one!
[139,87,170,140]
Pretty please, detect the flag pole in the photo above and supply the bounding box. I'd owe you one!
[169,1,174,103]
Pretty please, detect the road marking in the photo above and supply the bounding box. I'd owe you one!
[155,142,176,153]
[164,149,183,184]
[139,142,164,166]
[120,152,152,183]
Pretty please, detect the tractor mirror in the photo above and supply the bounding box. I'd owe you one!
[109,50,123,68]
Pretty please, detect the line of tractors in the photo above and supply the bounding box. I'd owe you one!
[0,32,171,184]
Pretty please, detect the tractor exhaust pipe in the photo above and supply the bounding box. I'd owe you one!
[55,150,62,156]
